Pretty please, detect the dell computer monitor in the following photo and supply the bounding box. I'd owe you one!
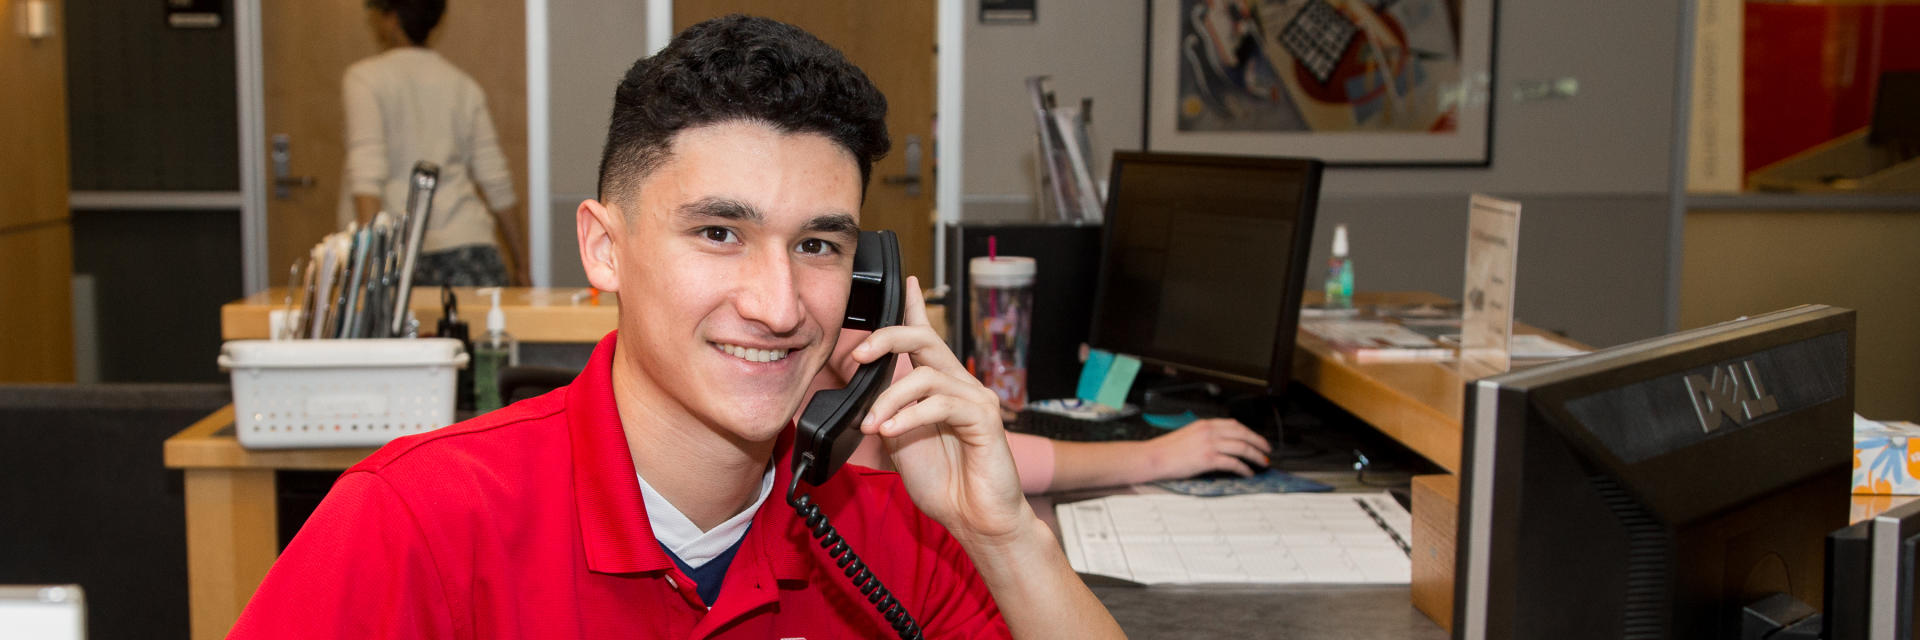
[1454,305,1855,640]
[1085,151,1323,395]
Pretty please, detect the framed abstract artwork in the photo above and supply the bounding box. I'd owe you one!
[1145,0,1497,166]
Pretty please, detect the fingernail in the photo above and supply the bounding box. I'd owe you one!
[861,413,876,427]
[881,418,896,431]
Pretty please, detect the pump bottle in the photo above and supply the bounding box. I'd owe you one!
[1325,224,1354,308]
[473,288,519,412]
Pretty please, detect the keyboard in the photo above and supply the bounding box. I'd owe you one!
[1009,409,1170,442]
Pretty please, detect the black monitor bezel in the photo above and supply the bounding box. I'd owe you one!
[1504,310,1851,522]
[1084,151,1324,395]
[1453,304,1857,640]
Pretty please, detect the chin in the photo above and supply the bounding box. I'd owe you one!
[707,393,804,444]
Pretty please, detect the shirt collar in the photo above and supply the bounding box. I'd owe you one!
[567,331,811,580]
[638,464,775,568]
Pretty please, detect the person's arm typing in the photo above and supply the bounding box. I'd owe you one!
[1043,419,1272,491]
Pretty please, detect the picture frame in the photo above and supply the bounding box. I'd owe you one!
[1144,0,1498,166]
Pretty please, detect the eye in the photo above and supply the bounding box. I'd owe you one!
[700,227,738,244]
[796,238,839,256]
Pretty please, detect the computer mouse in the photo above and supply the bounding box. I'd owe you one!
[1193,461,1271,481]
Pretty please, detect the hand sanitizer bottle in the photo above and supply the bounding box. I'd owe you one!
[1325,224,1354,309]
[473,288,519,412]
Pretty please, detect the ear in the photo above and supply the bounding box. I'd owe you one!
[577,198,622,292]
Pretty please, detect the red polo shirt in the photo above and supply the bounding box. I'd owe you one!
[230,332,1009,639]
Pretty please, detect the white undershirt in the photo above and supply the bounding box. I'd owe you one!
[636,467,776,568]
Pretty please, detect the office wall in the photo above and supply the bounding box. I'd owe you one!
[1681,208,1920,420]
[544,3,651,288]
[963,4,1146,217]
[961,0,1684,348]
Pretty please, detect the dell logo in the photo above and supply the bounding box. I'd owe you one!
[1684,361,1780,433]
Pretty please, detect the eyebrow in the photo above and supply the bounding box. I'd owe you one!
[675,197,761,224]
[675,196,860,239]
[803,213,860,238]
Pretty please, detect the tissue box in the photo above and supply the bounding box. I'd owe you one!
[1854,415,1920,495]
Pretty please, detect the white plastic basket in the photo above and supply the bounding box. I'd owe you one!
[219,339,469,449]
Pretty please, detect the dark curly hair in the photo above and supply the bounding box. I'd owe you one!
[365,0,443,46]
[596,15,890,207]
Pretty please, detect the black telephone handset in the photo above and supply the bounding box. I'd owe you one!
[785,230,923,640]
[792,229,904,488]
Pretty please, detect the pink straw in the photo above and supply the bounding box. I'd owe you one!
[985,236,1000,352]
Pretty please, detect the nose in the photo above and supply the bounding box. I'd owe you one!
[733,247,806,335]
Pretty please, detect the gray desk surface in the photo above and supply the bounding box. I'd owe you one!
[1040,473,1447,639]
[1092,584,1447,639]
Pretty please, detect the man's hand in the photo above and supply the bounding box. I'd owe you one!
[849,276,1125,639]
[850,276,1034,546]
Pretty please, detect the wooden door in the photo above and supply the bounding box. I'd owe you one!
[261,0,527,279]
[673,1,937,284]
[0,0,74,382]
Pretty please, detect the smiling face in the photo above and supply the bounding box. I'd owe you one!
[580,120,863,445]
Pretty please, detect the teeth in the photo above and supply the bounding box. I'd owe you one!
[717,343,790,363]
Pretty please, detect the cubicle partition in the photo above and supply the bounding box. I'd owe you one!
[1,383,232,640]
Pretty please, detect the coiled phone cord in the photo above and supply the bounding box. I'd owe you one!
[788,454,925,640]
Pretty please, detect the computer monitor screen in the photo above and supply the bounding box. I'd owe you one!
[1454,305,1855,640]
[1086,152,1322,393]
[0,586,84,640]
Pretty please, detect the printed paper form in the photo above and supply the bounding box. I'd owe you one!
[1057,492,1412,585]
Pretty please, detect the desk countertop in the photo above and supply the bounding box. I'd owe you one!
[1093,584,1447,639]
[1290,291,1587,474]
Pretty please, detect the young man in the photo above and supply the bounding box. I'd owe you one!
[231,15,1122,639]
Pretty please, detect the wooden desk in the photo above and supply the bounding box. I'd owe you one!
[1294,292,1467,473]
[1289,291,1589,474]
[166,407,377,640]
